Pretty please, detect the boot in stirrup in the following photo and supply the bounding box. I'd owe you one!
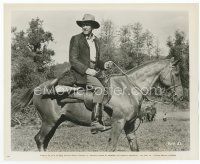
[91,103,106,134]
[91,103,111,134]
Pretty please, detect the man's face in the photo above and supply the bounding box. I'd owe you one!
[82,22,93,35]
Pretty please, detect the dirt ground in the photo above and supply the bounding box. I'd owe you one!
[11,104,190,152]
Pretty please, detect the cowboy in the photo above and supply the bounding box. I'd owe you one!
[69,14,113,132]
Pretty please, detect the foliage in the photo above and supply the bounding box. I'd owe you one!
[12,17,55,92]
[154,38,162,58]
[144,29,154,59]
[166,30,189,100]
[97,20,165,75]
[11,18,56,125]
[99,20,115,63]
[118,22,159,69]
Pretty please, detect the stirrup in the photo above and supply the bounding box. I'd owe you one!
[90,126,112,134]
[90,122,111,134]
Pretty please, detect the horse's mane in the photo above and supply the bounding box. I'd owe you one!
[109,58,169,78]
[126,59,169,74]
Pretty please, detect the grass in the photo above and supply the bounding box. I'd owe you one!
[11,105,190,152]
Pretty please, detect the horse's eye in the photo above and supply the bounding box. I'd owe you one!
[175,72,179,76]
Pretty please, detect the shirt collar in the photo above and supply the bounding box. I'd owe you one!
[85,34,95,41]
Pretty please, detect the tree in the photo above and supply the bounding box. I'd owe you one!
[118,22,146,68]
[11,17,55,91]
[118,25,136,69]
[166,30,189,100]
[99,20,115,45]
[131,22,146,65]
[99,19,120,74]
[99,19,115,61]
[167,30,187,60]
[154,38,162,59]
[27,18,55,71]
[144,30,154,59]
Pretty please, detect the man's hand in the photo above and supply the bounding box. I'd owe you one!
[104,61,113,69]
[86,68,98,76]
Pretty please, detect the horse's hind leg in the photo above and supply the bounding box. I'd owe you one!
[124,121,139,151]
[35,115,66,151]
[106,119,125,152]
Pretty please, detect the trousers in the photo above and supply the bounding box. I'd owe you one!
[86,75,105,103]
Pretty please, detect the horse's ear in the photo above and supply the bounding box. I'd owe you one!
[170,57,175,63]
[172,59,181,66]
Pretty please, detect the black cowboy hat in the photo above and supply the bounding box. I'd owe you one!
[76,14,100,29]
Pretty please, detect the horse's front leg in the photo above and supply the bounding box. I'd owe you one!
[106,118,125,152]
[124,121,139,151]
[126,132,139,151]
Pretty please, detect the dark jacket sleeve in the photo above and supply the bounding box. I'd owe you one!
[69,36,88,75]
[96,60,105,70]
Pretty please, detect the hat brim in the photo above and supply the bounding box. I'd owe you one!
[76,20,100,29]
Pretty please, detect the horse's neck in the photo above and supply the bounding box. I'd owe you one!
[127,61,168,90]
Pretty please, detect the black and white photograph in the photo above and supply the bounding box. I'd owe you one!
[4,3,199,160]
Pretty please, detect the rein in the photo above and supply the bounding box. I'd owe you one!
[112,62,175,105]
[112,62,146,95]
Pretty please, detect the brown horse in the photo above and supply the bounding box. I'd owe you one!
[18,59,182,152]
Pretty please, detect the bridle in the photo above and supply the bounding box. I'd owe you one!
[163,66,181,103]
[111,61,180,105]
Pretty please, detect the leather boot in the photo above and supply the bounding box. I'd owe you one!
[91,103,106,134]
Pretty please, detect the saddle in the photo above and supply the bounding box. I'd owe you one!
[43,70,111,109]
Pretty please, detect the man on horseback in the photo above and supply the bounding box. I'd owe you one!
[69,14,113,133]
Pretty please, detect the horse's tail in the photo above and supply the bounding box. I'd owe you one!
[13,87,35,112]
[21,87,34,107]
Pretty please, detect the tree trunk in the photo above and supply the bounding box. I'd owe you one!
[175,47,189,101]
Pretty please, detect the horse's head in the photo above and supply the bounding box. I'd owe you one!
[159,58,183,102]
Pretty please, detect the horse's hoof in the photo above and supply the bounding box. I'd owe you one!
[90,126,111,134]
[99,126,112,132]
[91,129,98,134]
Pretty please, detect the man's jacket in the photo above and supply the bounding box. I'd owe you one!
[69,33,105,84]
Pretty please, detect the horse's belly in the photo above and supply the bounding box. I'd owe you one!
[62,103,91,121]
